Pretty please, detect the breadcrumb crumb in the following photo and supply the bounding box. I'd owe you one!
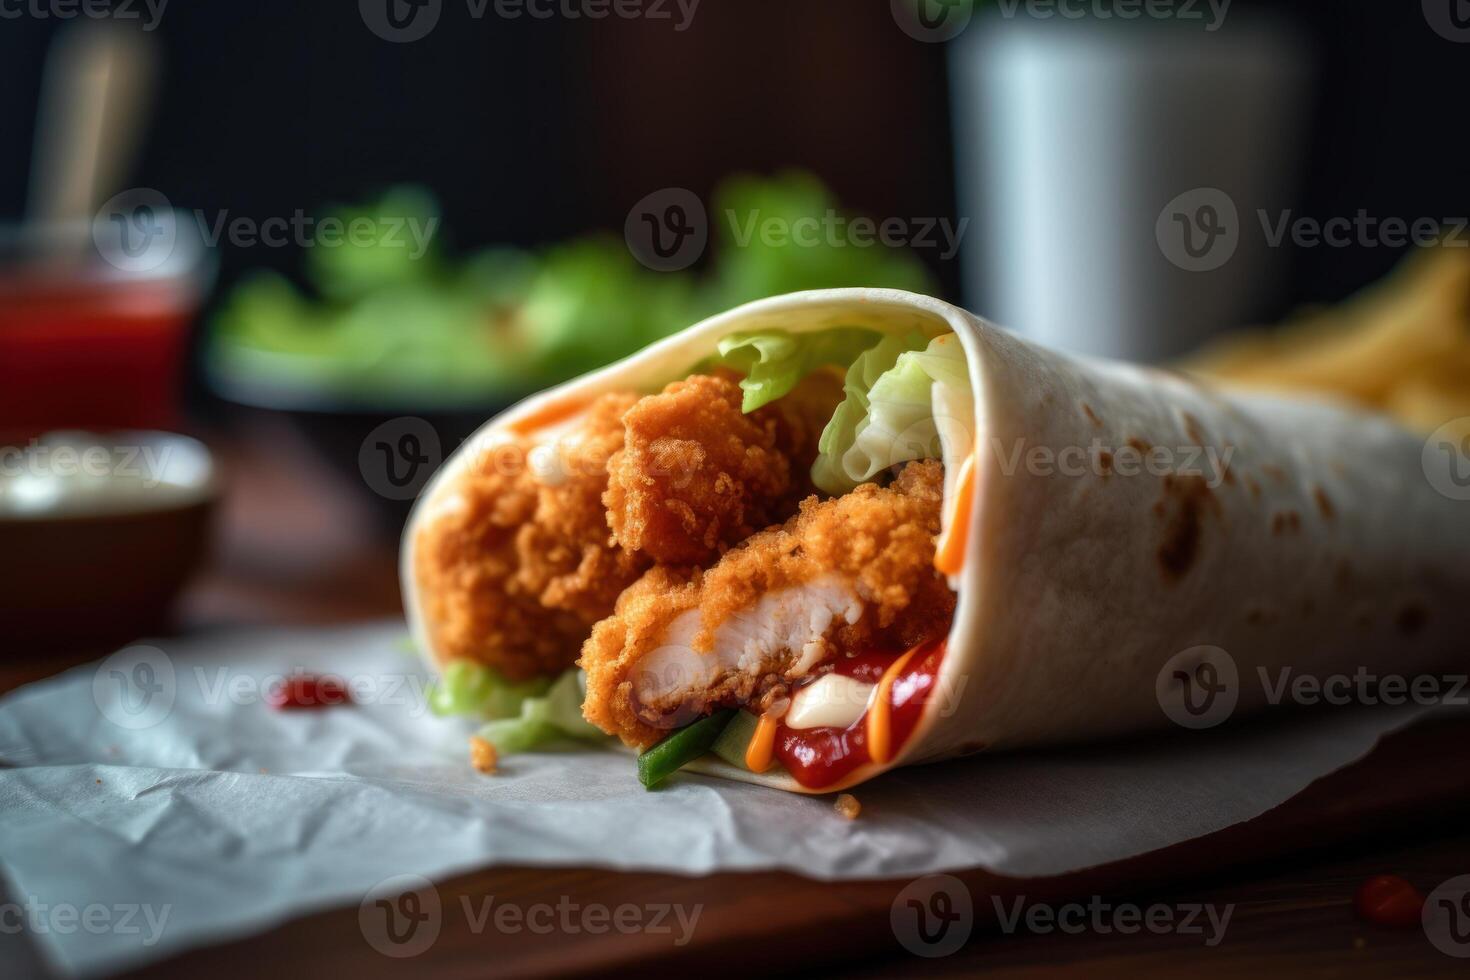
[834,793,861,820]
[469,736,499,774]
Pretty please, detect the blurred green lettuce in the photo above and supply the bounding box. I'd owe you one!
[208,174,936,405]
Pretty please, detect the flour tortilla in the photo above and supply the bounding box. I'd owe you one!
[403,289,1470,794]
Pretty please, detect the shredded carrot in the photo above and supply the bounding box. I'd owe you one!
[505,395,592,436]
[867,642,925,765]
[933,451,976,576]
[744,711,780,773]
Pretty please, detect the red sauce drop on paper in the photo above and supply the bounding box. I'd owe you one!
[1354,875,1424,928]
[267,675,352,710]
[773,639,946,790]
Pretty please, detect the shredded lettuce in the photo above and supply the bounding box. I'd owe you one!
[810,332,927,494]
[812,332,971,495]
[474,669,604,753]
[428,660,605,754]
[714,327,881,412]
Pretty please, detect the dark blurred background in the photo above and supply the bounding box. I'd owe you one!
[1,0,1465,337]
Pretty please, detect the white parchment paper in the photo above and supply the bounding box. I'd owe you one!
[0,622,1452,976]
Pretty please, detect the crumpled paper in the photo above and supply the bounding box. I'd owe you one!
[0,622,1453,976]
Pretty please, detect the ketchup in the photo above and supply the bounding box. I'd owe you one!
[267,674,353,710]
[774,639,946,790]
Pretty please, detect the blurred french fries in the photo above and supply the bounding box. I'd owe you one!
[1184,239,1470,440]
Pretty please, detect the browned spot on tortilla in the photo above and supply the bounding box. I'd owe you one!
[1154,473,1219,582]
[1244,474,1261,498]
[1395,602,1428,636]
[1128,436,1151,453]
[1262,463,1286,483]
[1271,510,1301,536]
[1182,412,1205,446]
[1081,402,1102,427]
[1312,486,1335,520]
[1097,450,1114,475]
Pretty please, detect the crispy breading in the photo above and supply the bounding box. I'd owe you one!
[413,392,648,679]
[603,372,843,565]
[582,460,955,746]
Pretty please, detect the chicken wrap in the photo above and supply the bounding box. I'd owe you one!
[402,288,1470,794]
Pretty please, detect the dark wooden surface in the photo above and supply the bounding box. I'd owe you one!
[5,425,1469,977]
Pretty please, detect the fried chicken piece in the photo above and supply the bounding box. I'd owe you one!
[582,459,955,746]
[513,392,650,623]
[603,372,843,566]
[413,391,648,680]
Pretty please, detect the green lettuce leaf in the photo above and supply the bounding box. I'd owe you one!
[428,661,604,753]
[428,659,550,719]
[812,332,970,495]
[474,669,605,754]
[811,331,929,494]
[714,327,881,412]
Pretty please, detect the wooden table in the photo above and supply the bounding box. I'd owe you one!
[5,425,1469,977]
